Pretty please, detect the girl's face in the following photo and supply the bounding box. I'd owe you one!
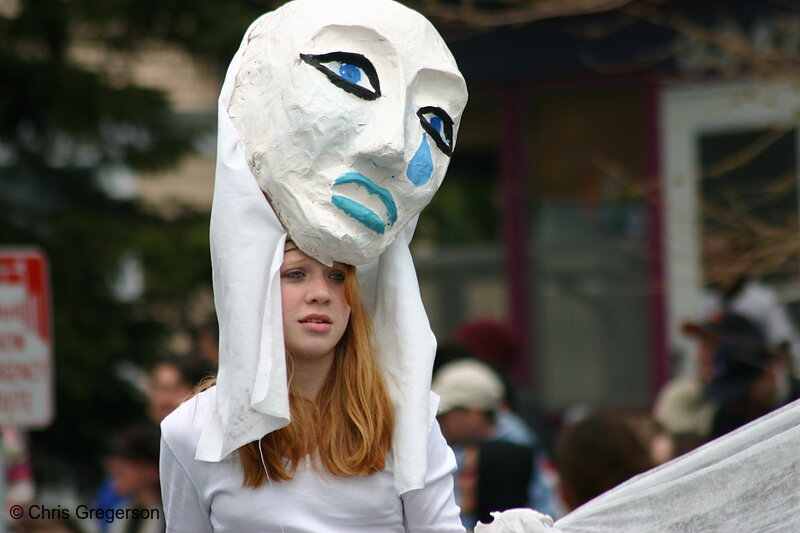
[280,248,352,363]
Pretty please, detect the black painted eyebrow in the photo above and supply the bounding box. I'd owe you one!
[417,106,454,157]
[299,51,382,101]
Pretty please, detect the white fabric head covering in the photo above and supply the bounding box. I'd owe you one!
[196,0,467,496]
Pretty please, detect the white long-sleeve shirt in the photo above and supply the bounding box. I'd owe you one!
[160,387,465,533]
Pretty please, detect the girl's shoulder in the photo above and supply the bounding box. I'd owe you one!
[160,386,216,459]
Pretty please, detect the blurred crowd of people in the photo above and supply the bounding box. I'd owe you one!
[432,319,641,530]
[431,297,800,531]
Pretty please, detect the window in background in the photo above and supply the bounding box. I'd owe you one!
[528,84,652,410]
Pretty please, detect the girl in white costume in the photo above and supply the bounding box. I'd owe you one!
[160,242,463,532]
[159,0,469,531]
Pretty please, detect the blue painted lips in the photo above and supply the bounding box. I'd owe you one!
[331,173,398,234]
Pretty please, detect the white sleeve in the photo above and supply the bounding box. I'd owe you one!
[160,436,214,533]
[400,419,466,533]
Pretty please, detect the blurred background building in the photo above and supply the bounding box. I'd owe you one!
[415,0,800,413]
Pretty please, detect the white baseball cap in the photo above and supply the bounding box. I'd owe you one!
[432,359,505,414]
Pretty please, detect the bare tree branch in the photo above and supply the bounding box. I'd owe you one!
[404,0,639,28]
[703,128,794,179]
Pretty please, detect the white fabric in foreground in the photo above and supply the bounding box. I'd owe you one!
[557,397,800,532]
[480,398,800,532]
[195,5,442,496]
[475,509,557,533]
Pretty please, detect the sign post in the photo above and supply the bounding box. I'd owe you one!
[0,249,54,530]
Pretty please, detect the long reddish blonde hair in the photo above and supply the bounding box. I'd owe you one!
[235,263,395,486]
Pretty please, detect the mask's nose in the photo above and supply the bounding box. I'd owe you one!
[357,125,406,173]
[353,92,409,175]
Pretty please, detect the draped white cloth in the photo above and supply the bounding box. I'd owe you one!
[478,398,800,532]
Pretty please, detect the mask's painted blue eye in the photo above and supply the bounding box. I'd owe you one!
[338,63,362,84]
[417,107,454,157]
[300,52,381,101]
[321,59,375,93]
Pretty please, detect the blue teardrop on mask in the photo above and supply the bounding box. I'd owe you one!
[407,134,434,186]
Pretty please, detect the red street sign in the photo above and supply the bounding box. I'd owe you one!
[0,249,53,427]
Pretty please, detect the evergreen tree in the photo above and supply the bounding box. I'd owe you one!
[0,0,265,491]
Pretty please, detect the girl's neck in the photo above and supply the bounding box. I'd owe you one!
[290,350,335,400]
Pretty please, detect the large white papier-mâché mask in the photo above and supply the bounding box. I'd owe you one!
[229,0,468,265]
